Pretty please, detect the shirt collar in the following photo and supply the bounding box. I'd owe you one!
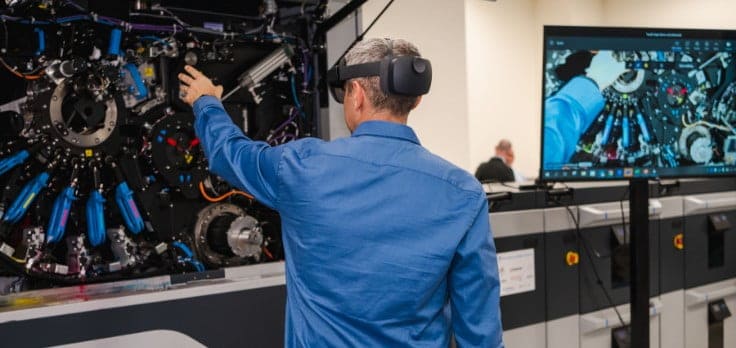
[352,120,421,145]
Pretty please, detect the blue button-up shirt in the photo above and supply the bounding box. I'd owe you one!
[193,96,503,347]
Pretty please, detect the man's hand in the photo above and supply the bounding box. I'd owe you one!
[178,65,224,106]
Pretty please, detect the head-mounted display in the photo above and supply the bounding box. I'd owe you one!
[326,55,432,104]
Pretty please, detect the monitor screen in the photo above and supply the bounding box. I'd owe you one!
[540,26,736,181]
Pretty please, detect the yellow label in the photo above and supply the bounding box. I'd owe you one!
[85,149,94,157]
[22,193,36,209]
[185,154,193,164]
[12,297,43,306]
[144,67,155,78]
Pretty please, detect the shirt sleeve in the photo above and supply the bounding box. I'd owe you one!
[543,76,605,168]
[449,193,504,348]
[192,96,283,209]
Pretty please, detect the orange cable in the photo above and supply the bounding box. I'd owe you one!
[198,181,254,201]
[0,59,43,80]
[262,246,274,260]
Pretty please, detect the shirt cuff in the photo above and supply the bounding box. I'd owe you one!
[558,76,605,117]
[192,95,221,116]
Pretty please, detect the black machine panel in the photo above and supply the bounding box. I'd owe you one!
[0,285,287,347]
[684,211,736,289]
[0,0,327,289]
[578,221,659,314]
[544,229,580,321]
[658,217,686,294]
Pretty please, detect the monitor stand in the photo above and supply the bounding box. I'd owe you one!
[629,178,650,348]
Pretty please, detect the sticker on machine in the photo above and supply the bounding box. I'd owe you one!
[497,248,535,297]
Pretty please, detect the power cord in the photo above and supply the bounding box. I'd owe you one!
[550,195,627,328]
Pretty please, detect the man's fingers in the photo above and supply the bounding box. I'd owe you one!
[178,73,194,86]
[184,65,204,78]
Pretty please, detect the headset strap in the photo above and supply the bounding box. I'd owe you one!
[327,61,381,86]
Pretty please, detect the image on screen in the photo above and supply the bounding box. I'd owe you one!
[541,26,736,181]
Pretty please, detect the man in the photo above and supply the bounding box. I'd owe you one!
[178,38,503,347]
[475,139,521,183]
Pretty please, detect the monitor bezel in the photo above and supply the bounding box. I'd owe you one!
[539,25,736,182]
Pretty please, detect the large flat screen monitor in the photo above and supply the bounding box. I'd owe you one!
[541,26,736,181]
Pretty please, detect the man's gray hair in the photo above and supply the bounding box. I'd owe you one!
[343,38,422,116]
[496,139,512,152]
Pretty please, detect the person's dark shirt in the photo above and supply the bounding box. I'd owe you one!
[475,157,514,182]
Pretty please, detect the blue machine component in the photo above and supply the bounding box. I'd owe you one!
[0,150,29,176]
[2,172,49,224]
[123,63,149,100]
[600,112,615,146]
[663,146,678,167]
[34,28,45,56]
[108,28,122,56]
[622,116,631,149]
[85,190,106,247]
[172,241,205,272]
[636,112,651,142]
[115,182,144,234]
[46,186,76,243]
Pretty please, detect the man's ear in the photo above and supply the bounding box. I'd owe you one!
[349,80,365,111]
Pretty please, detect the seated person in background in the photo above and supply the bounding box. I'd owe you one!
[475,139,519,182]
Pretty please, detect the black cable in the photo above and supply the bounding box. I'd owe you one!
[619,185,630,244]
[554,197,627,327]
[1,17,8,52]
[330,0,395,67]
[161,6,265,22]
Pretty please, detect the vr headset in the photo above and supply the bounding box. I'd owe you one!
[326,47,432,104]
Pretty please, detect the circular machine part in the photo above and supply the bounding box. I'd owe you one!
[193,203,263,267]
[679,125,713,164]
[227,216,263,259]
[657,73,696,120]
[149,112,207,198]
[612,69,646,94]
[49,81,118,148]
[184,50,199,66]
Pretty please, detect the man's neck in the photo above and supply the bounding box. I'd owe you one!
[354,110,408,128]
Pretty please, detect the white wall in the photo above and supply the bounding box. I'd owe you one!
[601,0,736,29]
[361,0,471,170]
